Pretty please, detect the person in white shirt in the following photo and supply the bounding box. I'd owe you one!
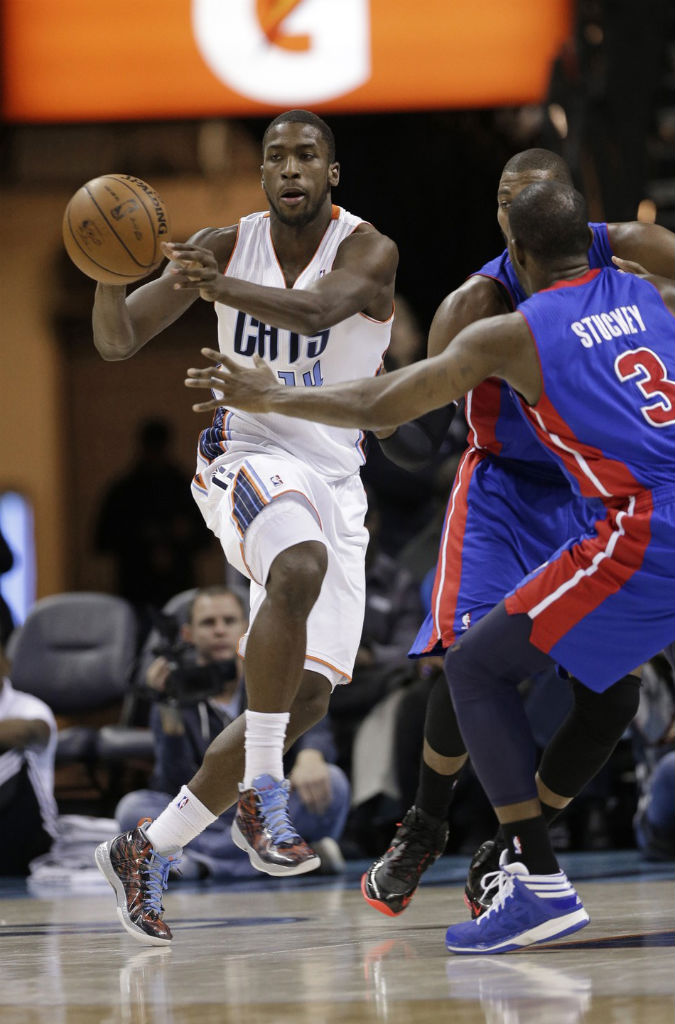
[0,645,58,874]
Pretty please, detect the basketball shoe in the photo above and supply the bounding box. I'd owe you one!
[361,806,449,916]
[231,774,320,876]
[464,837,505,918]
[445,857,590,954]
[95,819,180,945]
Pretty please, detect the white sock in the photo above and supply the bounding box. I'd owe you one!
[145,785,217,855]
[243,710,290,788]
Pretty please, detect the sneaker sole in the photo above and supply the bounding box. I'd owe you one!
[360,872,410,917]
[94,841,172,947]
[446,908,590,954]
[230,821,320,877]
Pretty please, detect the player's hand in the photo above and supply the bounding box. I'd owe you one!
[612,256,650,278]
[289,750,332,814]
[162,242,222,302]
[185,348,279,413]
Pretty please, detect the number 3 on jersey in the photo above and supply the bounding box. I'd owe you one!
[614,347,675,427]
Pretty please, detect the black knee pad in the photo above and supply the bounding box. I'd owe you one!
[571,674,641,743]
[538,674,641,797]
[423,672,466,757]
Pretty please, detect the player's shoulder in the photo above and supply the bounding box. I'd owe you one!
[335,218,398,274]
[350,219,398,251]
[605,219,672,250]
[442,273,511,320]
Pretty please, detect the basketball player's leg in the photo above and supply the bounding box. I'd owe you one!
[185,669,332,814]
[133,477,360,862]
[363,455,511,915]
[444,602,591,953]
[94,670,332,945]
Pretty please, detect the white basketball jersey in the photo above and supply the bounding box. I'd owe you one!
[200,206,393,480]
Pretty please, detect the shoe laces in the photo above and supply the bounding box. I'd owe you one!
[140,850,178,917]
[258,782,299,846]
[476,869,515,924]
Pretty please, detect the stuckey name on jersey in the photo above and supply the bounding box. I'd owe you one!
[570,303,646,347]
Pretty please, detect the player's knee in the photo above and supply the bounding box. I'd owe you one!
[444,642,479,704]
[291,671,331,729]
[267,541,328,615]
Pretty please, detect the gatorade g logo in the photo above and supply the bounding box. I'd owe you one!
[192,0,370,104]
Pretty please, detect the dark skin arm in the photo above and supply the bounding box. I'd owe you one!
[185,264,675,428]
[92,226,228,361]
[375,272,509,445]
[165,223,397,333]
[92,223,397,361]
[426,273,512,357]
[612,257,675,312]
[607,221,675,279]
[0,717,50,752]
[185,312,541,432]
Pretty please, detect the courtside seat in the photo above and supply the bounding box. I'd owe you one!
[9,593,149,795]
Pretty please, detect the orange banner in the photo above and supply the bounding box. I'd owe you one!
[1,0,571,122]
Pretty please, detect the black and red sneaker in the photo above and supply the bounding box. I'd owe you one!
[95,819,179,945]
[463,837,505,918]
[361,806,449,917]
[231,774,320,876]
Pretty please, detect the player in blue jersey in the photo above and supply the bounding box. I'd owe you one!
[185,179,675,952]
[360,150,675,921]
[342,149,675,922]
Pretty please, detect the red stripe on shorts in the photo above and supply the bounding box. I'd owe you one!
[506,495,653,652]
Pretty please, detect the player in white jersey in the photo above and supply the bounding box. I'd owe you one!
[93,110,398,945]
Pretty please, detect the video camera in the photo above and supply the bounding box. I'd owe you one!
[147,611,238,706]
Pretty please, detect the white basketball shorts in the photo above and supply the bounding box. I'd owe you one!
[192,451,368,687]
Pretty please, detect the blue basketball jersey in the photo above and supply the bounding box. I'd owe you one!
[505,266,675,688]
[516,267,675,498]
[473,222,613,309]
[465,223,615,470]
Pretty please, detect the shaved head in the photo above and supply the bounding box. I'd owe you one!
[502,149,573,185]
[509,181,589,264]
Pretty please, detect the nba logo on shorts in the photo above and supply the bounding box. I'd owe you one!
[177,795,189,810]
[270,474,284,487]
[513,835,522,856]
[461,612,472,630]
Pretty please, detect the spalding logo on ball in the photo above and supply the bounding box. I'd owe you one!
[62,174,171,285]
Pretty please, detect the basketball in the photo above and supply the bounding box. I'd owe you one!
[62,173,171,285]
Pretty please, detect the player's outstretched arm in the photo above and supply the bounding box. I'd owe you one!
[377,276,510,468]
[185,313,536,431]
[165,225,398,336]
[92,227,231,361]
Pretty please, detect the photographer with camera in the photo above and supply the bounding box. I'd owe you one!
[115,586,350,877]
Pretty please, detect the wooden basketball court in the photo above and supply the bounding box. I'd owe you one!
[1,852,672,1023]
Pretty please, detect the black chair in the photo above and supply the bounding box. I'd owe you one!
[9,593,153,788]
